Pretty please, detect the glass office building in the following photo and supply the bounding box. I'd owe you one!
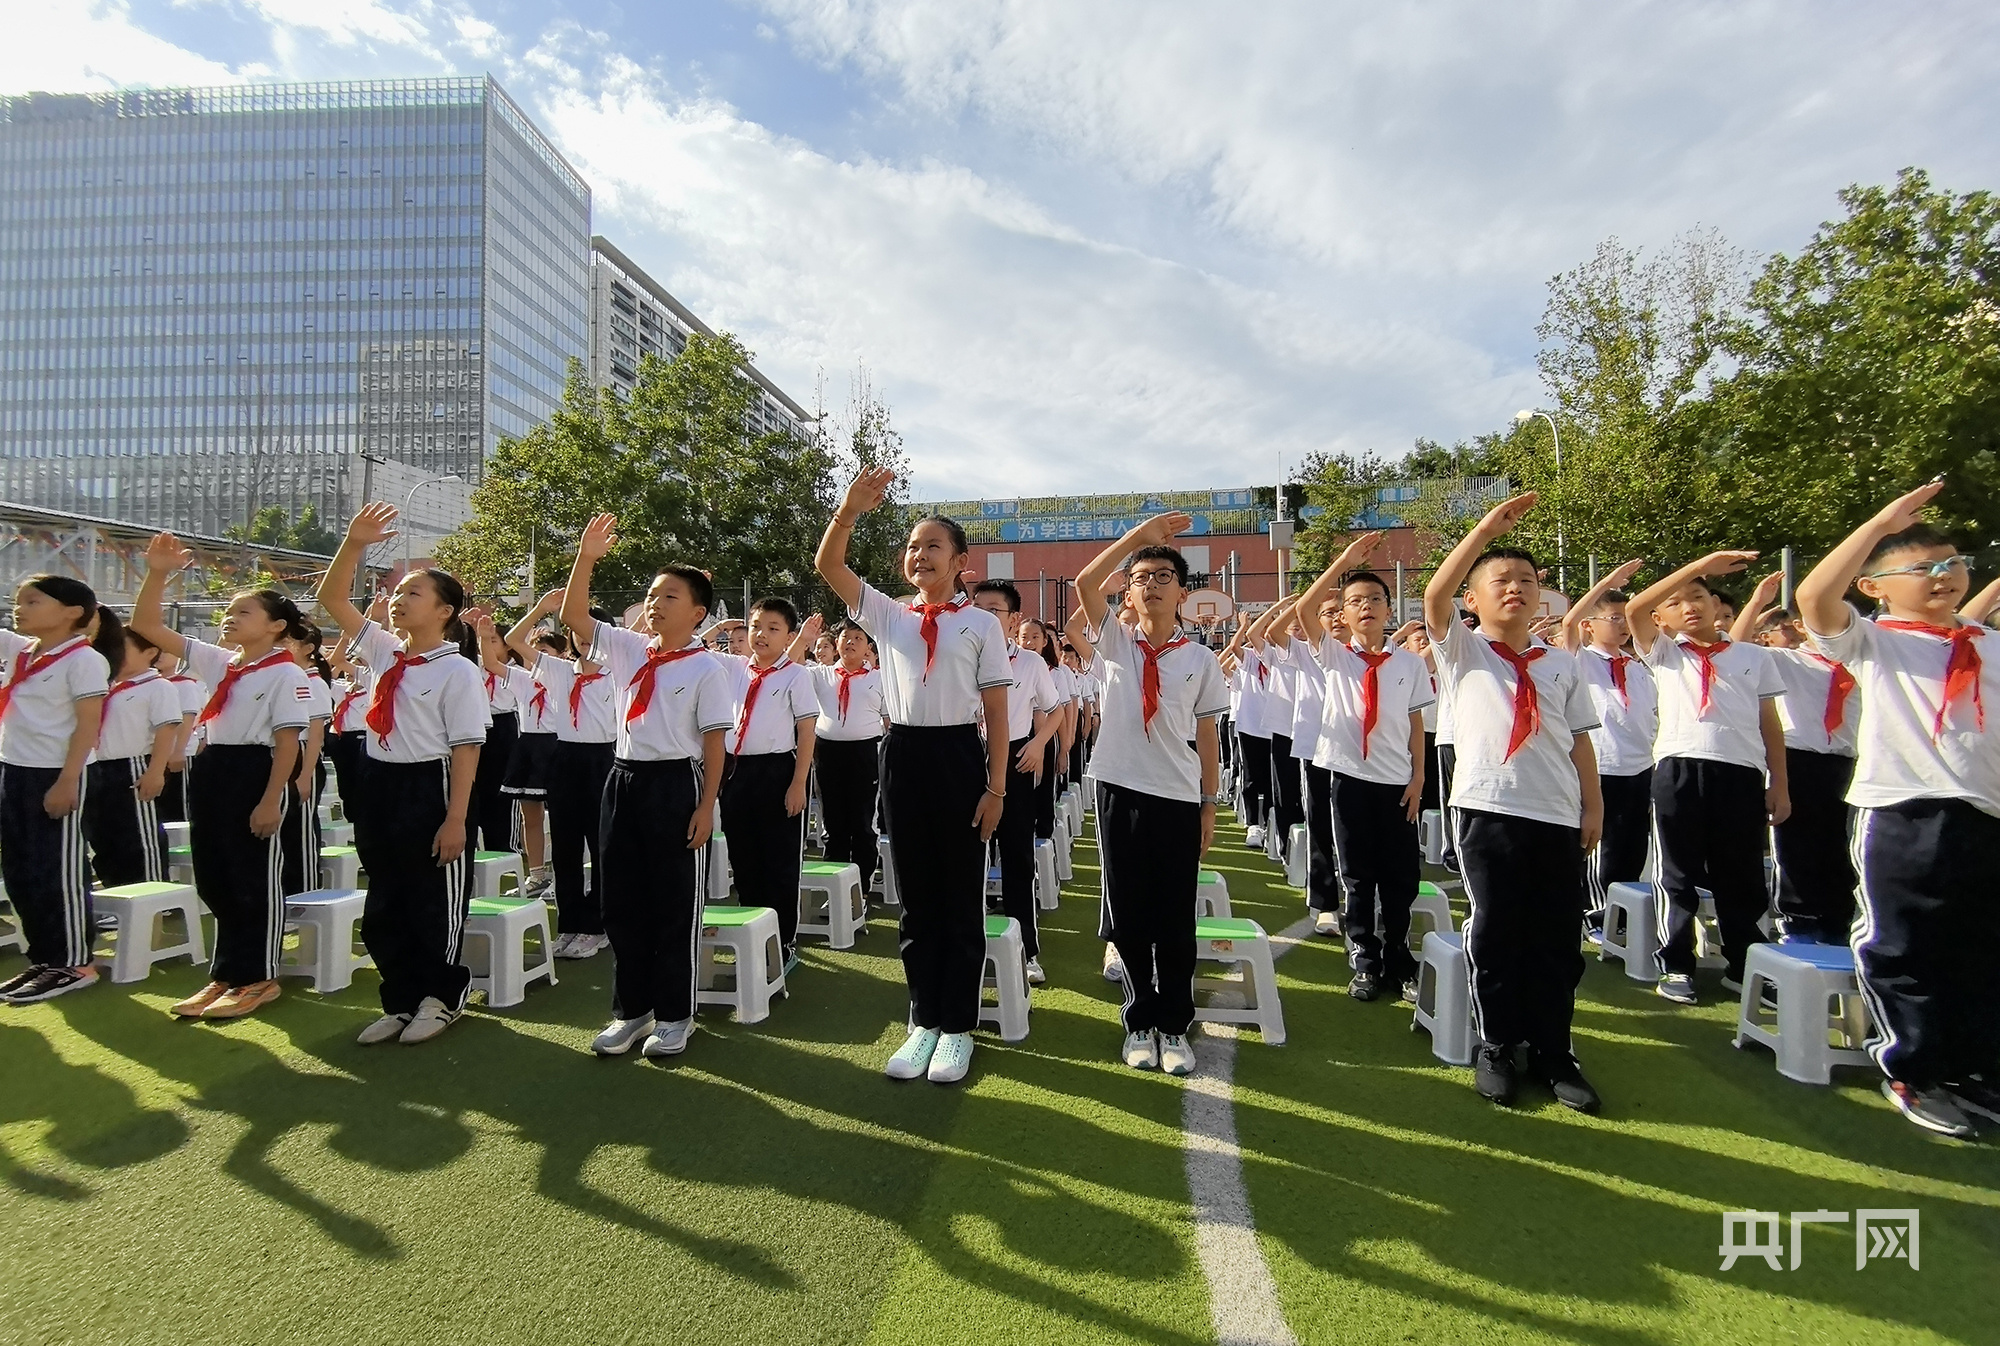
[0,76,590,535]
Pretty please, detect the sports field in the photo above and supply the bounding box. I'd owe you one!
[2,811,1992,1345]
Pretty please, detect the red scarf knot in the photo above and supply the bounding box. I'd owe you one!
[333,684,366,734]
[1680,639,1727,715]
[1607,653,1632,705]
[624,646,702,725]
[1878,620,1985,737]
[97,671,156,746]
[569,668,606,728]
[1137,633,1189,734]
[364,649,431,745]
[0,636,92,723]
[910,596,968,678]
[1803,652,1857,739]
[1355,647,1396,759]
[528,680,549,723]
[734,657,790,748]
[835,664,868,720]
[199,649,295,728]
[1487,639,1546,761]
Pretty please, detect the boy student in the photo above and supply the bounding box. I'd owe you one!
[1625,552,1789,1006]
[1228,624,1276,847]
[1267,594,1345,936]
[1424,493,1604,1111]
[971,580,1060,984]
[1795,480,2000,1138]
[1731,572,1859,943]
[1561,563,1657,935]
[717,596,819,971]
[563,514,733,1060]
[1299,538,1436,1001]
[1066,513,1227,1077]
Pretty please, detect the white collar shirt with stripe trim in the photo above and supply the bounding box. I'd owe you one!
[1766,644,1859,757]
[722,655,818,756]
[588,622,736,761]
[0,631,112,768]
[181,638,311,749]
[1233,645,1274,738]
[1281,637,1327,760]
[330,670,371,735]
[167,672,208,716]
[848,582,1013,727]
[811,663,887,742]
[1083,618,1230,805]
[94,669,186,762]
[1639,633,1785,772]
[1311,637,1435,785]
[1808,604,2000,816]
[1429,619,1597,830]
[532,653,618,744]
[506,666,554,735]
[999,646,1061,742]
[352,622,489,764]
[1578,646,1658,777]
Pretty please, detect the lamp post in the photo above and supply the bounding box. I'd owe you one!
[402,472,464,574]
[1514,409,1564,590]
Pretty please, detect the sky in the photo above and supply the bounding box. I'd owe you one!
[8,1,2000,500]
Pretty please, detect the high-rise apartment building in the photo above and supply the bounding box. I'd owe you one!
[0,75,590,534]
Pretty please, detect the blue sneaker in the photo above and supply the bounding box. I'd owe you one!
[885,1027,939,1080]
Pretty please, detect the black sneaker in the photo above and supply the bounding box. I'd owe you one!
[1442,853,1460,875]
[0,964,45,999]
[1945,1077,2000,1126]
[1530,1050,1602,1114]
[3,965,98,1004]
[1474,1042,1518,1106]
[1348,972,1379,1002]
[1881,1079,1976,1140]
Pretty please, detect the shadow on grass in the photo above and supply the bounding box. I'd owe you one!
[0,1020,189,1200]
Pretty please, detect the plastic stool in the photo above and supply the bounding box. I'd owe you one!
[460,896,557,1008]
[1600,881,1660,982]
[706,834,733,902]
[1694,893,1728,970]
[1733,941,1873,1084]
[92,881,206,983]
[1264,818,1283,866]
[1196,869,1231,919]
[163,820,191,852]
[798,860,866,949]
[875,835,902,908]
[1410,930,1474,1065]
[278,888,371,993]
[1062,788,1082,836]
[1408,880,1455,947]
[320,846,360,890]
[319,820,355,849]
[167,845,193,884]
[1285,824,1308,888]
[1420,810,1446,866]
[1053,815,1074,882]
[1192,916,1286,1044]
[697,905,786,1024]
[1034,839,1060,911]
[979,914,1030,1042]
[472,850,524,899]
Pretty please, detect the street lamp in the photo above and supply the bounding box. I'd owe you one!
[402,473,464,573]
[1514,409,1564,590]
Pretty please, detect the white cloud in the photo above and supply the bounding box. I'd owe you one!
[5,0,250,92]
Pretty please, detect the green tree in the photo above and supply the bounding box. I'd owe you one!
[1289,450,1395,578]
[830,366,913,604]
[224,504,341,555]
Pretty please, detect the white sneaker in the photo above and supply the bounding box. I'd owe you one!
[927,1031,975,1084]
[1122,1029,1160,1070]
[592,1014,655,1056]
[1025,956,1046,986]
[1158,1033,1196,1076]
[399,996,459,1044]
[357,1013,411,1045]
[570,933,607,959]
[1102,943,1125,983]
[1656,973,1698,1005]
[642,1018,693,1057]
[1313,910,1340,936]
[885,1027,940,1080]
[550,932,576,958]
[1245,825,1266,848]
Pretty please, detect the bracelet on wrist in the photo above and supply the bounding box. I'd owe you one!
[985,785,1006,799]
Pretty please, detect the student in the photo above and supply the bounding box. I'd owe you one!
[129,538,311,1020]
[1626,552,1789,1005]
[1024,620,1072,841]
[324,643,370,831]
[154,650,204,826]
[1794,481,2000,1137]
[1730,573,1860,943]
[1562,564,1657,935]
[971,580,1060,984]
[816,469,1012,1085]
[1423,493,1604,1111]
[0,577,115,1004]
[318,504,487,1046]
[1257,609,1303,860]
[1299,546,1436,1002]
[496,623,559,899]
[466,608,521,859]
[277,625,333,900]
[1266,598,1334,920]
[717,596,820,970]
[1064,644,1095,787]
[810,619,887,892]
[83,626,182,889]
[1230,622,1277,846]
[561,514,732,1059]
[1064,513,1226,1076]
[507,591,615,959]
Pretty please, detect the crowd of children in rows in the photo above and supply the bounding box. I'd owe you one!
[0,476,1993,1136]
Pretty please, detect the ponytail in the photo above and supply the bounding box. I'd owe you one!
[90,604,126,668]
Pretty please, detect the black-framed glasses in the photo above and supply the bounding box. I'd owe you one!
[1864,555,1972,580]
[1128,569,1181,589]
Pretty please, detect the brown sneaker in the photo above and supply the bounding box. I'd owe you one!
[171,981,231,1017]
[201,980,283,1019]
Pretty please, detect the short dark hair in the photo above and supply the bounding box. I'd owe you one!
[1128,545,1188,588]
[973,579,1022,612]
[1755,607,1795,633]
[1865,522,1954,570]
[751,596,799,632]
[659,565,715,616]
[1466,547,1538,584]
[1338,570,1391,603]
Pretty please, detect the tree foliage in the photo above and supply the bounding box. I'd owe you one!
[226,504,341,556]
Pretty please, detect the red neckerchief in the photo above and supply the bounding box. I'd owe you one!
[333,683,366,734]
[1877,620,1985,736]
[624,645,703,725]
[97,669,161,746]
[0,636,93,723]
[1487,639,1546,760]
[528,679,550,724]
[484,670,499,700]
[1679,638,1727,715]
[735,656,790,748]
[1802,652,1857,740]
[1354,646,1396,759]
[198,649,293,727]
[364,645,450,746]
[910,595,968,678]
[569,668,606,728]
[1136,632,1189,734]
[835,664,869,720]
[1604,651,1633,705]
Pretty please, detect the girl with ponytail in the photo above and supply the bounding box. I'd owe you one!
[82,624,183,892]
[280,616,335,901]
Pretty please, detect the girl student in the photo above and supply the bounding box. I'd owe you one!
[278,624,334,900]
[464,607,521,859]
[561,514,733,1060]
[0,576,116,1005]
[970,580,1059,986]
[153,649,204,826]
[83,624,184,889]
[128,536,312,1020]
[324,639,370,815]
[317,502,489,1046]
[1022,619,1072,843]
[816,468,1014,1086]
[809,618,888,892]
[497,624,566,901]
[505,591,616,958]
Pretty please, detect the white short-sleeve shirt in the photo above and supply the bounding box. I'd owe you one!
[1767,645,1859,757]
[330,671,371,736]
[811,663,886,742]
[1807,605,2000,816]
[534,654,617,745]
[723,656,817,756]
[848,584,1012,727]
[0,632,112,769]
[588,623,735,761]
[351,623,488,764]
[302,672,333,725]
[181,639,312,749]
[168,672,207,719]
[999,647,1060,743]
[508,666,554,735]
[1577,646,1658,777]
[483,665,519,717]
[1641,634,1784,771]
[1280,639,1325,760]
[1430,621,1597,829]
[1084,620,1230,804]
[1313,638,1435,785]
[95,669,184,761]
[1233,645,1274,739]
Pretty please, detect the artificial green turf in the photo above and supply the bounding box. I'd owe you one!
[1,811,1994,1345]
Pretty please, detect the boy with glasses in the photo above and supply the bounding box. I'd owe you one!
[1562,563,1656,940]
